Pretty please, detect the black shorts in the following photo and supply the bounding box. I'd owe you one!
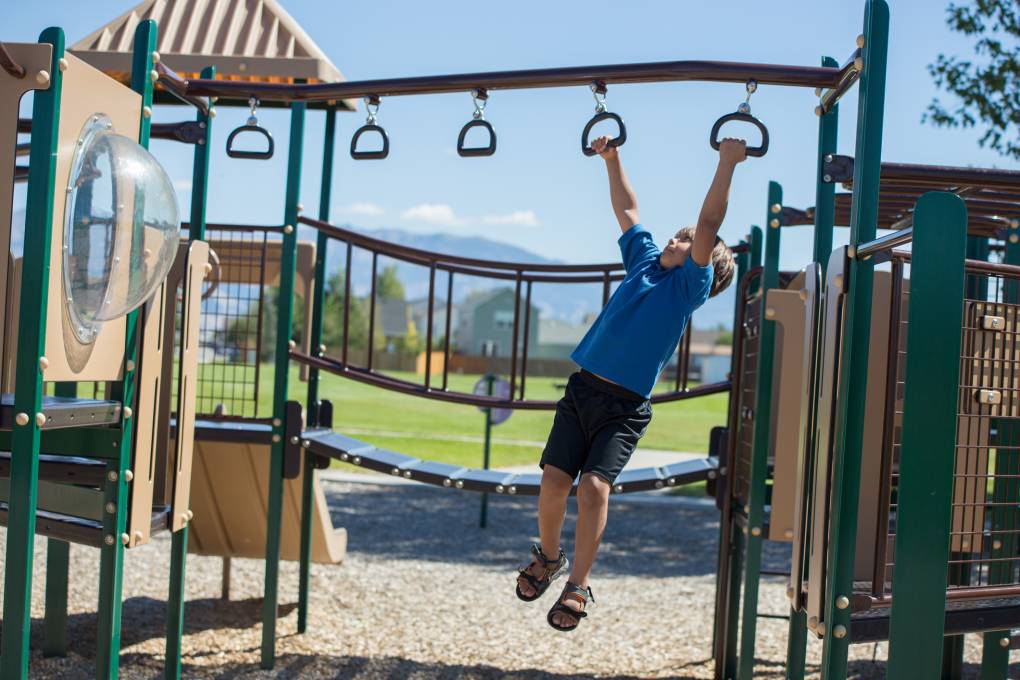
[539,370,652,485]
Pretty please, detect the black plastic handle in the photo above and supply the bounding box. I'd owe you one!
[457,119,497,157]
[225,124,274,160]
[709,112,769,158]
[581,111,627,157]
[350,124,389,160]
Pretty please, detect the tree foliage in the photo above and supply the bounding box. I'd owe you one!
[925,0,1020,160]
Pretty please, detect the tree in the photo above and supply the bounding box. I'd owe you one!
[375,264,405,300]
[925,1,1020,160]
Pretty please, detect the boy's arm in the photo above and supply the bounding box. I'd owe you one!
[591,135,639,233]
[692,138,747,266]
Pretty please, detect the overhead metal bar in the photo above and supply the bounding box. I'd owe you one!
[170,58,850,104]
[825,154,1020,191]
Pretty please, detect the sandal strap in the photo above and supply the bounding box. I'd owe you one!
[531,544,564,566]
[562,581,595,605]
[549,601,588,620]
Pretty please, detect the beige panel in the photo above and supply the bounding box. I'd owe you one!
[765,288,807,542]
[125,275,171,548]
[805,250,847,630]
[786,264,821,606]
[188,441,346,564]
[40,52,138,382]
[170,240,209,531]
[0,43,54,391]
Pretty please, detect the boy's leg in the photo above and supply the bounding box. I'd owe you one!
[518,465,574,598]
[551,472,610,627]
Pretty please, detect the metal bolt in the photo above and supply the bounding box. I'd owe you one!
[58,58,68,72]
[121,533,130,545]
[402,471,411,479]
[614,484,623,493]
[123,407,132,419]
[134,531,143,541]
[36,70,50,86]
[1010,234,1019,245]
[319,344,327,354]
[856,34,865,48]
[836,595,850,610]
[340,453,349,461]
[108,471,119,482]
[142,106,152,119]
[209,108,217,118]
[126,360,136,372]
[808,616,818,630]
[814,105,823,117]
[824,154,834,163]
[834,274,844,289]
[186,510,194,520]
[391,467,400,476]
[751,526,762,537]
[769,218,780,228]
[273,418,282,427]
[290,436,300,445]
[204,263,213,276]
[302,440,310,448]
[654,480,664,488]
[288,340,296,350]
[743,504,750,514]
[352,456,361,465]
[284,224,294,234]
[786,586,794,599]
[666,477,676,486]
[272,434,281,443]
[994,539,1003,550]
[707,471,717,480]
[817,622,826,637]
[455,480,464,489]
[823,173,833,183]
[105,502,116,514]
[1010,219,1019,229]
[854,56,864,72]
[1000,636,1010,648]
[297,203,304,213]
[104,535,115,546]
[508,486,517,495]
[784,528,794,539]
[833,625,847,639]
[35,413,46,427]
[798,289,808,302]
[814,87,822,97]
[764,307,776,319]
[151,50,161,63]
[149,69,158,83]
[495,485,505,493]
[443,479,452,487]
[180,513,189,525]
[15,412,28,426]
[770,203,781,214]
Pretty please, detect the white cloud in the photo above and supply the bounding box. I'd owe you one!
[342,202,385,217]
[481,210,541,227]
[401,203,464,226]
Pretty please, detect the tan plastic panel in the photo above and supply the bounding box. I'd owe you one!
[805,249,847,630]
[765,288,807,542]
[125,274,172,548]
[40,52,137,382]
[170,240,209,532]
[0,43,54,390]
[187,441,346,564]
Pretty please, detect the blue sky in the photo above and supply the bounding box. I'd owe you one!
[10,0,1014,275]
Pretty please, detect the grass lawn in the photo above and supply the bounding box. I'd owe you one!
[231,365,729,471]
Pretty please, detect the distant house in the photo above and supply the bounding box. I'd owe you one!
[667,328,732,383]
[455,288,539,358]
[376,298,414,351]
[408,297,458,346]
[534,315,595,360]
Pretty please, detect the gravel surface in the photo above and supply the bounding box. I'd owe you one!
[1,480,1015,678]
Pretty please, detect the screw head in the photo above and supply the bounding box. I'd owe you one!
[36,70,50,86]
[994,539,1003,550]
[126,360,135,372]
[302,440,311,448]
[786,586,794,598]
[186,510,194,521]
[273,418,282,427]
[284,224,294,234]
[1011,234,1019,245]
[833,624,847,639]
[120,533,131,545]
[290,436,300,445]
[105,502,116,514]
[288,340,296,350]
[770,203,781,214]
[123,407,133,420]
[272,434,281,443]
[319,344,327,354]
[151,50,161,63]
[39,356,49,371]
[823,174,833,183]
[35,412,46,427]
[765,307,776,319]
[142,105,152,119]
[124,470,134,482]
[443,479,452,487]
[455,480,464,489]
[707,471,717,480]
[391,467,400,476]
[836,595,850,610]
[107,471,119,482]
[15,412,28,426]
[134,531,143,541]
[104,535,115,546]
[508,486,517,495]
[1000,636,1010,648]
[495,485,504,493]
[352,456,361,465]
[824,154,834,163]
[751,526,762,537]
[403,471,412,479]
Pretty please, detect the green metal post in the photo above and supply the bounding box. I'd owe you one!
[164,64,215,680]
[261,99,306,670]
[96,22,156,680]
[736,182,782,680]
[43,539,70,658]
[298,107,337,635]
[886,193,967,677]
[749,226,763,293]
[479,374,495,529]
[812,56,839,275]
[820,3,889,678]
[0,27,64,680]
[978,232,1020,680]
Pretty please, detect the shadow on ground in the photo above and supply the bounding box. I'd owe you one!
[322,481,750,579]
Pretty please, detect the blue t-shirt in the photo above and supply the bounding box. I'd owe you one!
[571,225,713,398]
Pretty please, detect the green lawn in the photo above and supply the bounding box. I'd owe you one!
[227,364,729,471]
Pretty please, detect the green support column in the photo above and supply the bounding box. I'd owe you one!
[96,22,156,679]
[820,3,889,678]
[978,232,1020,680]
[164,64,215,680]
[0,27,65,680]
[261,99,306,670]
[749,226,763,293]
[736,182,783,680]
[43,539,70,657]
[298,107,337,634]
[886,193,967,678]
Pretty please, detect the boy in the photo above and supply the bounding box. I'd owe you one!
[514,135,743,631]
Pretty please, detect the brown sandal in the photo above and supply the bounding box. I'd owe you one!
[515,544,567,602]
[547,581,594,632]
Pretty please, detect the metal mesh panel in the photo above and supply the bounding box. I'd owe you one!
[733,296,762,508]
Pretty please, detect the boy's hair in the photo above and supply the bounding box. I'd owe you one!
[676,227,735,298]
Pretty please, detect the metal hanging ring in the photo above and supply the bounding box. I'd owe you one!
[247,96,259,126]
[364,96,380,125]
[471,89,488,120]
[590,81,608,113]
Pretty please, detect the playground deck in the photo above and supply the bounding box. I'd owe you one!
[3,480,997,679]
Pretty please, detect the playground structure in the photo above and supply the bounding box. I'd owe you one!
[3,0,1020,678]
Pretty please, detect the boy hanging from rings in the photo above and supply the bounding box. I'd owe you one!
[514,134,743,631]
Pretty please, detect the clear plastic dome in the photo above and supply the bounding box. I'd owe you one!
[64,114,180,344]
